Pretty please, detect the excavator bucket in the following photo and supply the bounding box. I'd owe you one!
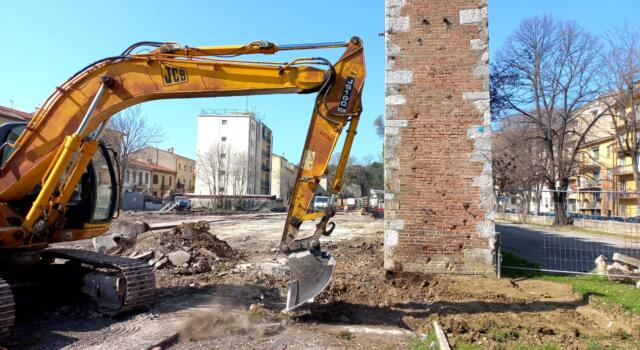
[285,249,336,312]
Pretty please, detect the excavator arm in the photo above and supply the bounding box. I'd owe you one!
[0,38,365,311]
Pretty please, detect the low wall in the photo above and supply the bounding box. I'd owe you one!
[573,218,640,236]
[496,213,640,236]
[187,194,275,212]
[495,213,554,225]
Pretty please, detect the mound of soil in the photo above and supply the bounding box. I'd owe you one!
[122,221,239,277]
[291,238,640,349]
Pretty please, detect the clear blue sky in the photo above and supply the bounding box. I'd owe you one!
[1,1,637,162]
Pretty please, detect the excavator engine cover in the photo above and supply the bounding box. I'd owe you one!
[285,249,336,312]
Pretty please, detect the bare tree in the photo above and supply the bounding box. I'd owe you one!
[600,25,640,207]
[493,118,548,215]
[103,105,163,203]
[280,163,297,206]
[493,15,605,224]
[195,142,232,209]
[230,152,248,209]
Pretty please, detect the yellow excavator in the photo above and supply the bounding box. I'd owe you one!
[0,38,365,336]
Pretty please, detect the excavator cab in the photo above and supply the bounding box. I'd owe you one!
[0,121,119,231]
[62,142,119,229]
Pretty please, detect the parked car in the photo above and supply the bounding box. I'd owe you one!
[174,196,192,211]
[608,216,625,222]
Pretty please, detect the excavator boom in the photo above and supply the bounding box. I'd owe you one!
[0,38,365,316]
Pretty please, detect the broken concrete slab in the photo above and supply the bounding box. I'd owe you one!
[613,253,640,268]
[132,251,154,261]
[93,221,150,254]
[607,262,636,283]
[168,250,191,267]
[154,257,168,269]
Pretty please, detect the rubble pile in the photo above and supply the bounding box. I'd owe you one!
[594,253,640,286]
[123,221,239,274]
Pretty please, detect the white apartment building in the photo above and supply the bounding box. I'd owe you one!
[195,110,272,196]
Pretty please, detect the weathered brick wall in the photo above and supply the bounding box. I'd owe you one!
[384,0,495,275]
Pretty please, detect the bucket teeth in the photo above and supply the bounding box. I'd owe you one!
[285,249,336,312]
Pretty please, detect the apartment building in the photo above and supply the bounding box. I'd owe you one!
[194,110,272,196]
[135,147,195,193]
[569,96,640,218]
[271,154,298,203]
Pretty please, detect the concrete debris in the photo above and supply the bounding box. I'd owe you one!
[433,320,451,350]
[93,221,150,254]
[612,253,640,269]
[148,253,165,266]
[131,251,154,261]
[597,254,640,284]
[118,220,238,276]
[594,255,607,275]
[234,262,289,279]
[168,250,191,267]
[154,257,168,269]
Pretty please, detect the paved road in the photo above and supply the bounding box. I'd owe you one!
[497,223,640,272]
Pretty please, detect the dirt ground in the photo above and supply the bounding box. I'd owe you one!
[5,212,640,349]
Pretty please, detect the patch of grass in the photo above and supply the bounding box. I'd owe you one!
[493,329,520,342]
[513,344,560,350]
[541,275,640,315]
[502,252,640,315]
[453,341,482,350]
[586,338,604,350]
[407,337,432,350]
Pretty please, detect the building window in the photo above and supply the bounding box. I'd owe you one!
[219,170,225,176]
[153,175,158,184]
[221,119,228,125]
[221,136,227,142]
[178,164,181,171]
[169,177,172,186]
[126,170,130,183]
[592,147,599,160]
[147,158,152,163]
[139,172,142,185]
[145,173,149,184]
[162,176,165,186]
[218,187,225,193]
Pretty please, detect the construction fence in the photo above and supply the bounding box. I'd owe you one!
[495,189,640,281]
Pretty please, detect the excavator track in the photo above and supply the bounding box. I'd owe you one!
[0,278,14,339]
[42,248,156,315]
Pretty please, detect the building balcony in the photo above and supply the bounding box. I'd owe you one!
[579,202,601,210]
[618,191,640,199]
[579,158,600,170]
[612,164,637,175]
[578,180,601,189]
